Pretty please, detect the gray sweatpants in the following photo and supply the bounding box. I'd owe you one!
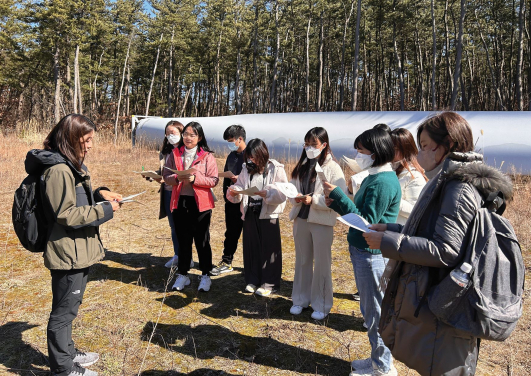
[291,218,334,314]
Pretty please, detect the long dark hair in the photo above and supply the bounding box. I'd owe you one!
[291,127,331,181]
[390,128,428,181]
[354,128,395,167]
[43,114,96,170]
[176,121,213,153]
[160,120,184,155]
[244,139,269,174]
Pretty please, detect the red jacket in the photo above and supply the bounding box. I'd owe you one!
[163,146,219,212]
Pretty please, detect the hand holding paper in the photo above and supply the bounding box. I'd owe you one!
[118,191,146,204]
[164,166,196,176]
[337,213,375,233]
[134,170,162,179]
[229,186,261,196]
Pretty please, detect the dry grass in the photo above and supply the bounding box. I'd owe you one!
[0,131,529,376]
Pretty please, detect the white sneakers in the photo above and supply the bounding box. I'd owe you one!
[311,311,327,320]
[172,274,191,291]
[198,275,211,292]
[290,305,304,315]
[173,274,211,292]
[165,256,195,269]
[245,284,257,293]
[349,359,397,376]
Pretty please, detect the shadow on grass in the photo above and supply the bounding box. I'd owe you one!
[140,369,239,375]
[0,321,49,375]
[140,322,350,375]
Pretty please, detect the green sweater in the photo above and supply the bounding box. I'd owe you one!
[329,171,401,254]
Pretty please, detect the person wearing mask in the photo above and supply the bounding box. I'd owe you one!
[31,114,121,376]
[210,125,247,276]
[163,122,219,292]
[323,128,401,376]
[226,139,288,296]
[289,127,347,320]
[143,120,192,269]
[389,128,428,225]
[363,112,513,376]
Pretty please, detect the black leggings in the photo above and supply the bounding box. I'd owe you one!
[173,196,212,275]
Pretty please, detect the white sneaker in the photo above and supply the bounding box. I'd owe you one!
[351,357,372,370]
[172,274,190,291]
[255,287,274,296]
[311,311,327,320]
[290,305,304,315]
[198,275,211,292]
[165,255,178,268]
[245,284,257,293]
[350,363,397,376]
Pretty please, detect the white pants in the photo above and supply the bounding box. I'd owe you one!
[291,218,334,314]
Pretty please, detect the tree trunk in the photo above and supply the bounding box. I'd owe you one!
[516,0,525,110]
[125,65,130,116]
[305,16,311,112]
[352,0,362,111]
[317,11,324,112]
[444,0,453,106]
[270,0,280,113]
[339,0,355,111]
[393,24,405,110]
[235,27,242,114]
[114,34,133,144]
[54,44,61,124]
[92,49,105,113]
[252,4,259,113]
[450,0,466,110]
[431,0,437,110]
[145,33,163,116]
[168,28,174,117]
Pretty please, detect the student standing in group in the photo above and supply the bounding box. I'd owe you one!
[33,114,121,376]
[163,122,219,292]
[210,125,247,276]
[323,128,401,376]
[289,127,347,320]
[363,112,513,376]
[226,139,288,296]
[389,128,427,225]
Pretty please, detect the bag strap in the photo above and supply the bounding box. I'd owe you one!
[483,191,506,215]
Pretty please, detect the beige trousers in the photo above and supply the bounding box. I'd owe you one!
[291,217,334,314]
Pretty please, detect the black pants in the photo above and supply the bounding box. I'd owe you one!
[242,206,282,290]
[47,268,89,376]
[221,202,244,264]
[173,196,213,275]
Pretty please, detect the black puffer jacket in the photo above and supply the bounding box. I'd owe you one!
[379,152,513,376]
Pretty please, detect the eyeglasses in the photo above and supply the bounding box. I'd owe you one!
[183,132,198,138]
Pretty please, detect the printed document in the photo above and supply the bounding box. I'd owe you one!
[229,186,261,196]
[134,171,162,179]
[341,156,362,174]
[274,182,300,198]
[164,166,196,176]
[337,213,375,233]
[315,162,327,182]
[219,171,235,178]
[118,191,146,203]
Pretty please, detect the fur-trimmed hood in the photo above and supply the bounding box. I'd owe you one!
[445,152,513,201]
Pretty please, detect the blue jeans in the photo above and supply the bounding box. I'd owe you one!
[349,245,392,372]
[164,189,179,256]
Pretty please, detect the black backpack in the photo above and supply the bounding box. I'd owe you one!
[12,173,50,252]
[428,192,525,341]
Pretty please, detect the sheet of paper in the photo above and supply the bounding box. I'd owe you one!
[133,170,162,179]
[315,162,327,182]
[274,182,300,198]
[229,186,261,196]
[341,156,362,174]
[164,166,196,176]
[118,191,146,203]
[337,213,375,233]
[218,171,235,178]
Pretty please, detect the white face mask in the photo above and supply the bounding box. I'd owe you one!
[227,140,239,152]
[417,146,441,172]
[355,152,374,170]
[166,134,180,145]
[305,146,322,160]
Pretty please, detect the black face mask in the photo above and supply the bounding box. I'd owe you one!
[246,160,258,172]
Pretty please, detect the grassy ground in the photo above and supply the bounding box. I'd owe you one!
[0,130,529,376]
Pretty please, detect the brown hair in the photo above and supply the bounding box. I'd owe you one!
[417,112,474,154]
[292,127,332,181]
[390,128,428,181]
[244,139,269,174]
[161,120,184,155]
[43,114,97,170]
